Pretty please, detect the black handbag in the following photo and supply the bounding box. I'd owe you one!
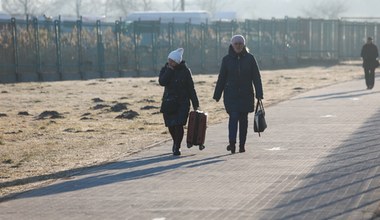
[160,95,179,114]
[253,99,267,136]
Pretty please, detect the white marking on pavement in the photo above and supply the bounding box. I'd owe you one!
[266,147,282,151]
[320,115,336,118]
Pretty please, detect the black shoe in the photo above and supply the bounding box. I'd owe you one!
[199,145,205,150]
[227,144,236,154]
[173,144,181,156]
[172,144,176,153]
[239,146,245,153]
[173,149,181,156]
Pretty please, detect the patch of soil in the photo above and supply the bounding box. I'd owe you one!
[110,103,128,112]
[115,110,139,119]
[36,111,64,119]
[92,98,104,103]
[141,105,159,110]
[18,111,30,116]
[92,104,110,110]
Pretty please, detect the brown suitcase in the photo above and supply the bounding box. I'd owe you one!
[186,110,207,150]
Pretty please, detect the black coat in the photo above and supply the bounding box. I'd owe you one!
[361,43,379,69]
[159,61,199,127]
[213,45,263,113]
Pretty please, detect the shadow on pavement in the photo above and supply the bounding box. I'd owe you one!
[298,88,380,101]
[2,152,230,201]
[262,108,380,219]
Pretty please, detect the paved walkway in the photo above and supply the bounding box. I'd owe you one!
[1,77,380,220]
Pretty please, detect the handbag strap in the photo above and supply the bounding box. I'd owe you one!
[255,99,264,137]
[255,99,264,113]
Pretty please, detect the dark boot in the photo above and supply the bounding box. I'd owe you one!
[173,145,181,156]
[239,144,245,153]
[173,149,181,156]
[227,142,236,154]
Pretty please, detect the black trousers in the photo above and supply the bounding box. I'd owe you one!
[364,67,375,89]
[168,125,184,148]
[228,112,248,147]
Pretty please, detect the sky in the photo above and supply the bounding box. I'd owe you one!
[1,0,379,21]
[159,0,380,20]
[247,0,379,19]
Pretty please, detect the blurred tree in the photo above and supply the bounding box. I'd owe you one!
[104,0,152,17]
[171,0,185,11]
[50,0,94,18]
[2,0,49,16]
[194,0,230,14]
[303,0,349,19]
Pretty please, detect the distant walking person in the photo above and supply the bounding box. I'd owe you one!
[213,35,264,154]
[361,37,379,89]
[159,48,200,156]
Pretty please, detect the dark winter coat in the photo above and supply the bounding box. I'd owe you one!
[213,45,263,113]
[159,61,199,127]
[361,43,379,69]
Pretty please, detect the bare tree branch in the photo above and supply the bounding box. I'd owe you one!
[193,0,231,14]
[141,0,153,11]
[303,0,349,19]
[2,0,50,16]
[48,0,97,18]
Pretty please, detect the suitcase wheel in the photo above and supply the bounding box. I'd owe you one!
[199,145,205,151]
[187,143,193,148]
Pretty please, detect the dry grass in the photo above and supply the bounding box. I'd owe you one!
[0,61,363,199]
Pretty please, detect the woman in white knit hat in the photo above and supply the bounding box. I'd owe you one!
[213,34,264,154]
[159,48,200,156]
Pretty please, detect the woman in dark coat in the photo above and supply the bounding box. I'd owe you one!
[361,37,379,89]
[213,35,264,154]
[159,48,200,156]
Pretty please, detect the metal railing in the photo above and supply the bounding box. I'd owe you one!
[0,16,379,82]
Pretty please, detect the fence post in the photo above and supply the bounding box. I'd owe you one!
[309,18,313,58]
[152,23,157,72]
[216,22,221,65]
[132,21,139,75]
[271,18,276,64]
[96,20,105,77]
[77,18,83,79]
[200,23,206,70]
[185,22,190,59]
[320,20,324,58]
[258,19,262,60]
[54,19,62,80]
[115,20,121,76]
[33,18,42,81]
[11,18,20,82]
[26,14,29,31]
[338,20,343,59]
[284,17,289,65]
[243,19,248,42]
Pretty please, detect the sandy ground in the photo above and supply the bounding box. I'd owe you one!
[0,61,364,199]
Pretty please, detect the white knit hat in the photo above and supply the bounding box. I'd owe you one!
[168,48,184,64]
[231,35,246,45]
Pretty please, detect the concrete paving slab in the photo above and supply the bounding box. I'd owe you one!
[1,78,380,220]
